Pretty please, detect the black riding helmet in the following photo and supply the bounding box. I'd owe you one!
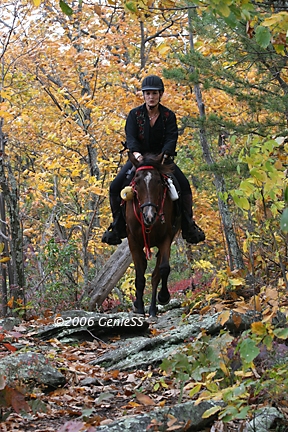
[141,75,164,92]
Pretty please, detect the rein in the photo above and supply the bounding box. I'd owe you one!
[131,165,167,259]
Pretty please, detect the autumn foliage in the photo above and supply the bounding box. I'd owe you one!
[0,0,287,426]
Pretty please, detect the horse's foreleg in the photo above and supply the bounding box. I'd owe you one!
[132,248,147,316]
[149,254,161,317]
[157,241,172,306]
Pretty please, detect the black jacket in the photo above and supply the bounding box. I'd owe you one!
[125,103,178,156]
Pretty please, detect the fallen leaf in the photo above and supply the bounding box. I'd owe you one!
[95,392,114,404]
[2,342,17,352]
[135,390,156,405]
[217,310,230,325]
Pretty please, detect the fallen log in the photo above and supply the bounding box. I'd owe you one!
[88,239,132,310]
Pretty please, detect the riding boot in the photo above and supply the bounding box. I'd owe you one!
[101,195,127,245]
[181,193,205,244]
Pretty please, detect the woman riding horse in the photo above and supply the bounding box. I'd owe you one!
[102,74,205,246]
[126,152,180,317]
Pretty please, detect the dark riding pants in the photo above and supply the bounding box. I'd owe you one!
[110,160,192,198]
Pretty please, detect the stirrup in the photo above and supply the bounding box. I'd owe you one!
[182,222,205,244]
[101,224,122,245]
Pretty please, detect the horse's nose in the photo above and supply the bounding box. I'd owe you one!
[143,207,157,226]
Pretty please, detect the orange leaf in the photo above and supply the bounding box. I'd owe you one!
[135,391,156,406]
[2,342,17,352]
[232,313,242,328]
[7,297,14,308]
[200,305,211,315]
[110,370,120,379]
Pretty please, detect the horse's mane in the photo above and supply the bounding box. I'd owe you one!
[138,153,174,176]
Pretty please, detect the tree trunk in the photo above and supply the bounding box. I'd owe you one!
[187,9,244,270]
[0,149,25,309]
[89,238,132,310]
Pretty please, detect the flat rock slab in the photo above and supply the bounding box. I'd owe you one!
[95,400,221,432]
[35,310,150,343]
[90,312,222,370]
[90,309,266,371]
[0,352,66,390]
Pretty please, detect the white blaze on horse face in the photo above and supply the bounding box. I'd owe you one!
[144,171,152,189]
[144,171,155,222]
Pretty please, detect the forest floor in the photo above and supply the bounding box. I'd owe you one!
[0,276,287,432]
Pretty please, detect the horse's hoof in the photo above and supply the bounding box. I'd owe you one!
[157,292,171,305]
[132,302,145,316]
[147,315,158,323]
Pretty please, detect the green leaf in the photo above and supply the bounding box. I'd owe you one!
[239,338,260,364]
[280,207,288,233]
[284,186,288,204]
[235,405,250,419]
[273,327,288,340]
[202,405,221,419]
[219,405,239,421]
[255,26,271,48]
[218,3,231,17]
[95,392,114,404]
[240,179,255,196]
[238,197,250,211]
[59,0,73,16]
[250,168,267,183]
[125,1,137,13]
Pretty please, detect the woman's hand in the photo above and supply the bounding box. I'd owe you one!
[133,152,143,162]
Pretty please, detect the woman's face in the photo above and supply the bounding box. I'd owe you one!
[143,90,161,109]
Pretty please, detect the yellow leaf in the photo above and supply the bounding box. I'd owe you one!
[243,239,248,253]
[206,371,217,381]
[254,295,262,312]
[218,310,230,325]
[157,43,171,56]
[219,361,230,376]
[202,405,221,419]
[0,256,10,263]
[31,0,42,5]
[234,371,253,377]
[160,0,176,7]
[262,12,288,28]
[233,306,248,314]
[184,381,200,391]
[188,383,202,397]
[0,110,13,120]
[228,277,245,286]
[251,321,266,336]
[90,186,104,195]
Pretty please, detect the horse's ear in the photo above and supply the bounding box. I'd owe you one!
[129,151,140,167]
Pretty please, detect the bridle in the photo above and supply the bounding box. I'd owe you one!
[131,165,168,259]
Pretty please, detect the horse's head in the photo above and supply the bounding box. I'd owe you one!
[129,152,172,227]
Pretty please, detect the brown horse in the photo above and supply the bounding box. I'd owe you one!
[125,152,181,317]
